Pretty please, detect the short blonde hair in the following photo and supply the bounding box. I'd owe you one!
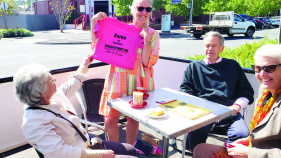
[254,44,281,63]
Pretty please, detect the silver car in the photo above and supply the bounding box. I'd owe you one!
[270,16,280,27]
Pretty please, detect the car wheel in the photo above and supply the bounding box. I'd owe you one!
[269,24,273,29]
[193,34,202,39]
[227,33,234,37]
[261,24,264,29]
[245,28,255,37]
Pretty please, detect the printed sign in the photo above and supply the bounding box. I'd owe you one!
[1,2,8,10]
[171,0,181,4]
[93,18,143,69]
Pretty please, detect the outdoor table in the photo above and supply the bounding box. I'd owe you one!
[107,88,234,158]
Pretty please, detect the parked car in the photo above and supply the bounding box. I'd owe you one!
[183,11,256,38]
[253,18,264,29]
[270,16,280,27]
[258,18,273,29]
[239,14,255,23]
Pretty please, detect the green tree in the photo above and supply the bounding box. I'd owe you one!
[203,0,281,16]
[0,0,19,15]
[152,0,167,11]
[159,0,208,18]
[111,0,132,16]
[49,0,75,33]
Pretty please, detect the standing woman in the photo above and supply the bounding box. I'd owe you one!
[91,0,160,145]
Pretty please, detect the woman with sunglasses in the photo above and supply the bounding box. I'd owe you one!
[193,44,281,158]
[91,0,160,145]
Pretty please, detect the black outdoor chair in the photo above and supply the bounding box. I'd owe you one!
[78,78,127,129]
[81,78,106,125]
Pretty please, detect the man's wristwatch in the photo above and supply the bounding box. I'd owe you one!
[144,41,151,45]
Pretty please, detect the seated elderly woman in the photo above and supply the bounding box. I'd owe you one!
[193,44,281,158]
[13,54,137,158]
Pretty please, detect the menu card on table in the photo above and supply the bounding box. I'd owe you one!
[158,100,211,120]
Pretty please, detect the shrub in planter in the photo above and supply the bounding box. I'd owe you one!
[0,29,34,38]
[187,37,278,68]
[16,29,25,37]
[21,29,33,37]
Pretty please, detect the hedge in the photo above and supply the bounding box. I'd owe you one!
[0,29,34,39]
[187,37,279,68]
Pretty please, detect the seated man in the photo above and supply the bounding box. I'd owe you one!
[180,31,254,152]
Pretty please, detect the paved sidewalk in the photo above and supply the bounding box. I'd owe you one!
[1,27,186,44]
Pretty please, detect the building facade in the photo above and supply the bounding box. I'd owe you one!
[34,0,114,17]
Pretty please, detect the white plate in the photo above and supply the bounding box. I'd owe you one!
[146,113,167,119]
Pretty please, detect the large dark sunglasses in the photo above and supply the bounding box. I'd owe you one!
[251,64,281,73]
[137,6,152,12]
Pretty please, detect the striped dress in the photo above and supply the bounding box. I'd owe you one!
[99,28,160,117]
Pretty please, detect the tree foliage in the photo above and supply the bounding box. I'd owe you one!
[203,0,281,16]
[112,0,280,18]
[161,0,208,18]
[0,0,19,16]
[49,0,75,33]
[112,0,132,16]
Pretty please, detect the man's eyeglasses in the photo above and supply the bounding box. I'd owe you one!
[137,6,152,12]
[47,76,56,83]
[251,64,281,73]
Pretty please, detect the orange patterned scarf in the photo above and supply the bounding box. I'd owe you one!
[248,88,281,147]
[212,88,281,158]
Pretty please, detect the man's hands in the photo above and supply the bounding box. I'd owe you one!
[230,104,241,114]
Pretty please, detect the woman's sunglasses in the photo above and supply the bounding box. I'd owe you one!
[137,6,152,12]
[251,64,281,73]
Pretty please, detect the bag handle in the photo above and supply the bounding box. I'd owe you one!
[26,106,90,146]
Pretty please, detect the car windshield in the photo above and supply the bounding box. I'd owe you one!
[240,15,252,20]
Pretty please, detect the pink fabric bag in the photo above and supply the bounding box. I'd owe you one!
[93,18,143,70]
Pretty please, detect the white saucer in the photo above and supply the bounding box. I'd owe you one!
[146,113,167,119]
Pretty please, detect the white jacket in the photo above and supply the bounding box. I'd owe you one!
[22,72,90,158]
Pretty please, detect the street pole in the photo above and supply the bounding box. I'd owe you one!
[189,0,193,26]
[170,0,172,32]
[279,9,281,44]
[4,10,7,29]
[3,3,8,29]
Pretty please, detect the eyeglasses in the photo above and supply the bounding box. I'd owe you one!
[47,76,56,83]
[251,64,281,73]
[137,6,152,12]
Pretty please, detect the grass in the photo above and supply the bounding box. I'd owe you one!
[187,37,279,68]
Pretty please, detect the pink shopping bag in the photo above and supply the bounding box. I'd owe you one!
[93,18,143,70]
